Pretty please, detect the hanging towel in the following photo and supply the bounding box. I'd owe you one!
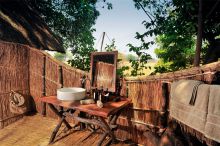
[205,85,220,143]
[170,80,210,134]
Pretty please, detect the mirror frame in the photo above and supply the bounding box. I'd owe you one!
[90,51,118,92]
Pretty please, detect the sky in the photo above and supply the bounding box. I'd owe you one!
[93,0,157,59]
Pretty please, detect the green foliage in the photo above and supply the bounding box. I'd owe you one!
[127,43,152,76]
[104,40,129,77]
[28,0,111,71]
[154,34,195,73]
[133,0,220,73]
[105,39,116,52]
[154,60,173,73]
[117,66,130,77]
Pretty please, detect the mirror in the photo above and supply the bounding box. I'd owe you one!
[90,51,118,92]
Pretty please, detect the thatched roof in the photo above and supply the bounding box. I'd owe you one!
[0,1,65,53]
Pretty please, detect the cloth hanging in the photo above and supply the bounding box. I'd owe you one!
[205,85,220,143]
[170,80,209,134]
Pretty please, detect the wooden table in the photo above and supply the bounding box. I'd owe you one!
[39,96,130,146]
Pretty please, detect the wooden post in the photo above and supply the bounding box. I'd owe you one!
[100,32,105,52]
[41,55,46,116]
[194,0,203,66]
[126,81,129,98]
[79,75,86,129]
[58,65,63,88]
[159,82,169,129]
[58,65,64,111]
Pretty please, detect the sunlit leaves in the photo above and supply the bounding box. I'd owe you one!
[28,0,111,71]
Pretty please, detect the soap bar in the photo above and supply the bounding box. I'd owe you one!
[80,99,95,105]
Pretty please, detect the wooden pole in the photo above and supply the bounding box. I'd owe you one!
[159,82,169,129]
[100,32,105,52]
[41,55,46,116]
[58,65,63,111]
[194,0,203,67]
[58,65,63,88]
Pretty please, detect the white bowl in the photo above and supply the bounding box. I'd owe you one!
[57,87,86,101]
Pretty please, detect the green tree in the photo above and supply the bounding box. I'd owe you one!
[127,43,152,76]
[154,35,195,73]
[105,39,116,52]
[132,0,220,73]
[27,0,112,71]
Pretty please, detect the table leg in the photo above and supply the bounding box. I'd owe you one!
[41,102,46,116]
[49,116,65,144]
[99,117,116,144]
[108,110,122,130]
[59,106,63,111]
[79,112,86,130]
[97,110,123,146]
[66,109,123,146]
[97,132,108,146]
[48,104,71,129]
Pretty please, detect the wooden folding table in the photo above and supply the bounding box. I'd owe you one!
[40,96,130,146]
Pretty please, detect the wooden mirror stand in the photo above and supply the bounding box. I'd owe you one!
[90,51,118,93]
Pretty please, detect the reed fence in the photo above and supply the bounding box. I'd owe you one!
[1,41,220,145]
[0,42,30,128]
[116,62,220,145]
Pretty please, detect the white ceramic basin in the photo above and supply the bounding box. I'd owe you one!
[57,87,86,101]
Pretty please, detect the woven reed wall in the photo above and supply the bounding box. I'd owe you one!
[0,41,87,128]
[29,47,87,120]
[115,63,220,145]
[1,41,220,145]
[0,42,30,128]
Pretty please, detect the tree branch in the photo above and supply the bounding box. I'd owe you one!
[206,0,220,18]
[137,1,155,23]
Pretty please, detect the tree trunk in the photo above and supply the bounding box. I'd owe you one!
[194,0,203,67]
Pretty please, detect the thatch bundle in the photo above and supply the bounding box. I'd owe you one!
[0,1,65,52]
